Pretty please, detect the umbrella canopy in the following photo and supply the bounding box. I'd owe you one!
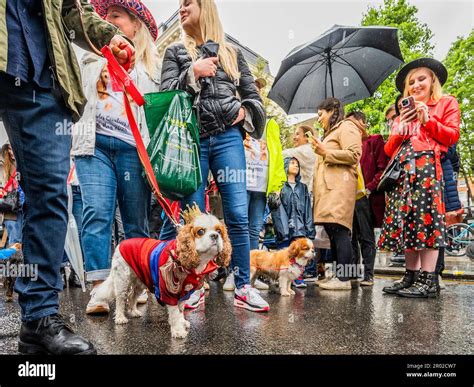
[268,25,404,115]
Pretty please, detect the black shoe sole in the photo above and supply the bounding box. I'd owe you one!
[396,292,439,299]
[382,288,403,294]
[18,341,97,355]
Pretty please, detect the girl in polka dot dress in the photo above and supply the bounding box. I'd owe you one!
[379,58,460,298]
[378,147,446,252]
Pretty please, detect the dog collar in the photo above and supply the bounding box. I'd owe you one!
[290,259,306,274]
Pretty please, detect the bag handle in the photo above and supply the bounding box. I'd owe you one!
[122,92,180,229]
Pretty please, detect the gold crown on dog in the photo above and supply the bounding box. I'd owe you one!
[181,204,204,224]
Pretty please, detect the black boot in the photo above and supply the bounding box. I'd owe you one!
[68,269,83,288]
[18,314,96,355]
[397,271,440,298]
[382,269,419,294]
[60,267,67,289]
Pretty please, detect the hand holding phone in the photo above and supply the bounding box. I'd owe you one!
[309,135,327,156]
[400,96,415,111]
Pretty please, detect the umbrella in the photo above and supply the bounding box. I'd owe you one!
[268,25,404,114]
[64,184,86,292]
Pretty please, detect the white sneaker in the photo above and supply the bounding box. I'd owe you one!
[86,288,110,315]
[184,287,205,309]
[318,277,351,291]
[234,285,270,312]
[136,289,148,304]
[254,279,269,290]
[315,271,333,287]
[223,272,235,291]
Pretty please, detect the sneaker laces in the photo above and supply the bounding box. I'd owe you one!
[244,284,262,297]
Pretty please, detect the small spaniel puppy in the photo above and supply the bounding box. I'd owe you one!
[93,208,231,339]
[250,238,314,296]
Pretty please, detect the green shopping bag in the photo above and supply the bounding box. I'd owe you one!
[143,90,202,201]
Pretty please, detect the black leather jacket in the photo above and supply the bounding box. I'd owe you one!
[160,43,265,138]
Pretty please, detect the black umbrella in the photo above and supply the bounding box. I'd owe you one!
[268,25,404,115]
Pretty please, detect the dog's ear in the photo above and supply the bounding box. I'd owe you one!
[288,240,299,260]
[215,223,232,268]
[177,224,200,270]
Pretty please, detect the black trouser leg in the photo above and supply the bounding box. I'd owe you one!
[324,223,352,281]
[435,247,445,275]
[353,198,376,279]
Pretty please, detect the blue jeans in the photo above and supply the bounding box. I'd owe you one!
[5,209,24,245]
[0,73,71,321]
[160,126,250,289]
[247,191,266,250]
[75,134,150,281]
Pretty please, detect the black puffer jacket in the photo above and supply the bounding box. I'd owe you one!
[160,43,265,138]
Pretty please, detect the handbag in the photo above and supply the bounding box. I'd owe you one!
[377,141,407,192]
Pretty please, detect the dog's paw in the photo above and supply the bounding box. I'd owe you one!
[288,289,296,295]
[115,316,129,325]
[171,326,189,339]
[280,291,291,297]
[182,319,191,330]
[129,309,143,318]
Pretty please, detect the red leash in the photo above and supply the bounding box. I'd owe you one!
[101,46,180,229]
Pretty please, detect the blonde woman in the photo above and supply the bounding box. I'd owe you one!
[159,0,269,312]
[72,1,160,314]
[380,58,460,298]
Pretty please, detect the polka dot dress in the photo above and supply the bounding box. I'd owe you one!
[378,143,446,251]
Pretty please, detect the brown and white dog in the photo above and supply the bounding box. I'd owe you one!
[93,208,232,338]
[250,238,314,296]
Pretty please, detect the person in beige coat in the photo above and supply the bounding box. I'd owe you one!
[310,98,362,290]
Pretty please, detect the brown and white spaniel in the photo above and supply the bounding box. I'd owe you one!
[250,238,314,296]
[92,210,231,338]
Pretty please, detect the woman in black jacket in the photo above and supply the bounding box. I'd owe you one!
[159,0,269,312]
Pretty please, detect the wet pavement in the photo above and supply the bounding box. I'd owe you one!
[1,277,473,355]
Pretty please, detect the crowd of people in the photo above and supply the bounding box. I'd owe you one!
[0,0,462,355]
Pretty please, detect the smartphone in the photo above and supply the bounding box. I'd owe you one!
[305,131,314,140]
[400,96,415,111]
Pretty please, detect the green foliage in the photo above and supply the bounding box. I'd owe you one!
[252,57,295,148]
[346,0,434,138]
[346,0,472,177]
[443,31,474,176]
